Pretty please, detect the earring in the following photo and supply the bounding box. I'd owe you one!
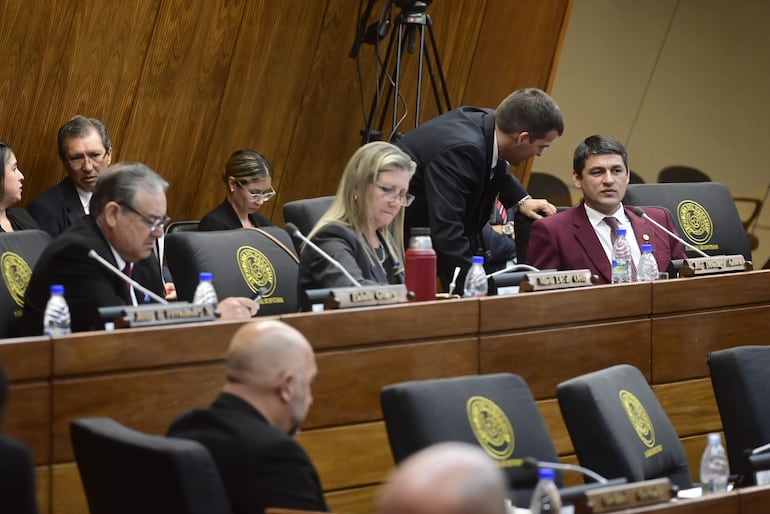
[230,188,234,192]
[354,194,358,200]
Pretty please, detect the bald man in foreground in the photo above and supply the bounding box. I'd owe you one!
[167,320,327,514]
[377,442,508,514]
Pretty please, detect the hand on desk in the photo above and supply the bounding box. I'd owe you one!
[217,297,260,319]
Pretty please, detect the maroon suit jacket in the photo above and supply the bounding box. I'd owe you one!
[525,204,687,284]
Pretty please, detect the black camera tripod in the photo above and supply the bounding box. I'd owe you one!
[359,1,452,144]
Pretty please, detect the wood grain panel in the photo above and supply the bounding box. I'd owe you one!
[51,364,223,462]
[654,379,722,437]
[5,383,51,464]
[297,421,394,492]
[480,282,651,333]
[652,306,770,383]
[480,320,652,399]
[738,484,770,514]
[652,270,770,315]
[538,398,573,455]
[306,337,479,429]
[325,485,379,514]
[0,337,50,380]
[51,462,87,514]
[281,299,478,350]
[35,466,50,514]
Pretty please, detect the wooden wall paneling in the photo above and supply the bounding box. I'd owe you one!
[35,466,50,514]
[191,0,332,222]
[479,320,652,399]
[51,462,87,514]
[651,305,770,383]
[537,398,573,455]
[325,484,380,514]
[653,379,722,437]
[5,383,51,465]
[119,0,247,222]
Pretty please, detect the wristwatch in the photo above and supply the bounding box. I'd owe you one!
[502,221,515,238]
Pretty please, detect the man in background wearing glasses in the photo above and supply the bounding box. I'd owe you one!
[28,115,113,237]
[19,162,258,334]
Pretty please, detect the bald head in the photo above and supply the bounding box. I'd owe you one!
[223,320,317,434]
[377,442,508,514]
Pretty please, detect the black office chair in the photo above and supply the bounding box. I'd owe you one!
[166,227,299,315]
[70,417,232,514]
[629,170,646,184]
[528,172,572,207]
[513,207,570,265]
[623,182,752,261]
[557,364,692,490]
[381,373,562,507]
[0,230,52,338]
[165,220,200,234]
[708,346,770,485]
[282,196,334,253]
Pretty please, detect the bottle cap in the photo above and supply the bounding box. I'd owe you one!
[199,272,213,282]
[50,284,65,295]
[410,227,431,236]
[641,243,653,252]
[707,432,722,444]
[538,468,556,480]
[616,228,627,236]
[472,255,485,265]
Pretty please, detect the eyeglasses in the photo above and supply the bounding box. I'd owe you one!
[237,181,276,202]
[67,150,108,170]
[119,202,171,232]
[376,183,414,207]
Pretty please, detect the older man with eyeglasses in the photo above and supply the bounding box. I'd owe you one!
[28,115,113,237]
[19,162,259,335]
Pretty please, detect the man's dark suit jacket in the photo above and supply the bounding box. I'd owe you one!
[198,198,271,231]
[19,216,165,335]
[0,434,38,514]
[27,177,86,237]
[526,204,688,284]
[396,107,528,288]
[167,392,328,514]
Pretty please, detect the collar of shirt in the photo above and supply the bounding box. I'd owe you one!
[107,244,139,306]
[76,188,93,215]
[583,203,641,266]
[491,130,499,169]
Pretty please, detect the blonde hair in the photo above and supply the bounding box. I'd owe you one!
[309,141,415,269]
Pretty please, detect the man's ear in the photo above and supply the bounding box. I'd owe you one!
[516,131,530,145]
[278,371,294,403]
[103,201,121,228]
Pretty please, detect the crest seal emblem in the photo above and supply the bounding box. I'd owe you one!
[237,246,276,297]
[677,200,712,245]
[466,395,514,461]
[1,251,32,308]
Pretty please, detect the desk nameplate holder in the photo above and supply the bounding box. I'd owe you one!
[519,269,598,292]
[103,302,217,329]
[677,255,751,277]
[323,284,408,310]
[574,477,673,513]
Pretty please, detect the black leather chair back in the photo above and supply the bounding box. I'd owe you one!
[381,373,561,506]
[165,220,200,234]
[282,196,334,253]
[557,364,692,489]
[528,172,572,207]
[0,230,52,338]
[166,227,299,315]
[708,345,770,482]
[514,206,569,264]
[70,417,232,514]
[623,182,752,261]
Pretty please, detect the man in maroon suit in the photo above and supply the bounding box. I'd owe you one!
[526,135,686,283]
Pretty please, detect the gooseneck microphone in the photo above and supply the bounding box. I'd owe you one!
[630,207,710,258]
[523,456,609,484]
[485,263,540,280]
[88,250,169,304]
[284,223,363,287]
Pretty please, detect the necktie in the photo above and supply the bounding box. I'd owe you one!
[123,263,133,296]
[603,216,637,280]
[496,200,508,224]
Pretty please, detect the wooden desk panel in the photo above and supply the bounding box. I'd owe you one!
[0,337,50,379]
[5,382,50,464]
[652,270,770,315]
[737,484,770,514]
[613,493,738,513]
[480,320,651,399]
[653,379,722,437]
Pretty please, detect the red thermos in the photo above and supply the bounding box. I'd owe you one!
[405,227,436,302]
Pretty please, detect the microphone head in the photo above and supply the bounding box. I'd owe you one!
[284,222,301,237]
[631,206,646,217]
[87,249,99,259]
[522,456,540,468]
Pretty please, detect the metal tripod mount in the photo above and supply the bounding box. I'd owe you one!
[360,2,452,145]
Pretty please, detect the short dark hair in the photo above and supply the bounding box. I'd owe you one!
[90,162,168,216]
[0,141,12,204]
[495,88,564,140]
[573,134,629,178]
[57,115,112,162]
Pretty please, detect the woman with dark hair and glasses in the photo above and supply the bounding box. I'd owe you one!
[0,141,38,233]
[298,141,415,301]
[198,149,275,231]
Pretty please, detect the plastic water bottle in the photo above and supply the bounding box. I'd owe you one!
[637,243,660,281]
[700,432,729,494]
[192,272,218,306]
[43,284,71,336]
[463,255,488,297]
[529,467,562,513]
[611,228,633,284]
[405,227,436,302]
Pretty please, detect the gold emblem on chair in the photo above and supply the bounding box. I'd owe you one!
[1,251,32,309]
[620,389,663,457]
[677,200,713,245]
[237,246,277,297]
[466,395,514,461]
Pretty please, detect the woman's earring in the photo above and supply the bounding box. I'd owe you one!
[354,194,358,200]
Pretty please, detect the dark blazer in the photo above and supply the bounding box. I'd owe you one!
[198,198,271,231]
[167,392,328,514]
[396,106,528,287]
[0,208,39,232]
[27,177,86,237]
[0,434,38,514]
[526,204,688,284]
[19,216,165,335]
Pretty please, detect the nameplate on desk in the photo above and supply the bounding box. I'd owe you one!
[103,302,217,329]
[678,254,751,277]
[575,477,673,513]
[519,269,596,292]
[325,284,408,309]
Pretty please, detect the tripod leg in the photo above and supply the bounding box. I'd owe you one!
[426,20,452,112]
[362,23,400,144]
